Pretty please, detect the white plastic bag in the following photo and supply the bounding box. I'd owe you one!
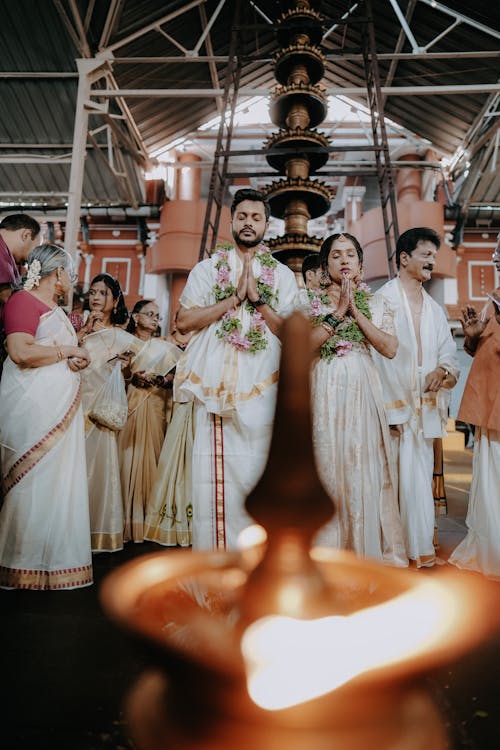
[88,362,128,431]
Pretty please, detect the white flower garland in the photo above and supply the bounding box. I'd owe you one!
[23,259,42,290]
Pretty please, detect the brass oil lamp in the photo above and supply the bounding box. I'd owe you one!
[101,313,499,750]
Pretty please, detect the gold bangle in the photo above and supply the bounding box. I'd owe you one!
[321,321,334,337]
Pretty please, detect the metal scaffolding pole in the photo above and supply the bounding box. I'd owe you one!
[362,0,400,278]
[65,57,110,261]
[198,0,242,260]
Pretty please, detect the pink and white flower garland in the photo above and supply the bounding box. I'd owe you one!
[213,244,277,354]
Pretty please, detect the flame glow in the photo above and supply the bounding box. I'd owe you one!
[242,581,460,710]
[237,524,267,550]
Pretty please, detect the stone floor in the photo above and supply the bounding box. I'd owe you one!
[1,427,499,750]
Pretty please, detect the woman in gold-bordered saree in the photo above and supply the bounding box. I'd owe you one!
[118,333,181,542]
[0,303,92,590]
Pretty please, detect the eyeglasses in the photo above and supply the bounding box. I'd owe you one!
[61,266,78,284]
[138,311,162,321]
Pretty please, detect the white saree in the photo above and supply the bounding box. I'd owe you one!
[174,247,298,550]
[372,278,459,566]
[80,327,143,552]
[0,306,92,590]
[309,294,408,567]
[448,428,500,579]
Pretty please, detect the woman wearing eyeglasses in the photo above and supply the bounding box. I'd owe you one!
[0,244,92,589]
[118,299,182,543]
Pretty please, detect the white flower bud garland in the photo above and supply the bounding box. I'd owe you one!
[23,259,42,291]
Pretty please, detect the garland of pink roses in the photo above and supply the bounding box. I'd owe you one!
[307,282,372,361]
[213,243,278,353]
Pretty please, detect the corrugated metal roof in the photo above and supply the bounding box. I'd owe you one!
[0,0,498,220]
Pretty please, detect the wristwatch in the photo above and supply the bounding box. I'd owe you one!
[252,297,266,307]
[323,313,343,329]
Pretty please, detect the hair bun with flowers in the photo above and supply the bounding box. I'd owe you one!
[24,259,42,290]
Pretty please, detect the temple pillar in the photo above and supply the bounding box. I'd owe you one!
[176,151,202,201]
[82,252,94,291]
[396,152,422,204]
[342,185,366,234]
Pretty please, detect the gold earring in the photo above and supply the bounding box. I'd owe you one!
[320,270,331,287]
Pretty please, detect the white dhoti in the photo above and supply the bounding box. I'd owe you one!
[448,428,500,579]
[191,403,271,550]
[372,278,459,567]
[393,425,435,563]
[173,245,298,551]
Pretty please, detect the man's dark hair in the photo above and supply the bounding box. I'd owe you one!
[0,213,40,239]
[230,189,270,222]
[395,227,441,269]
[301,253,321,283]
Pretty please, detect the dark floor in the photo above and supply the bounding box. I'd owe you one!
[1,542,156,750]
[2,434,500,750]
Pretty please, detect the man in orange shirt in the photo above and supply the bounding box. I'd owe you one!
[449,235,500,577]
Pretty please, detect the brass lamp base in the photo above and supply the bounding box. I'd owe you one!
[126,668,448,750]
[100,315,499,750]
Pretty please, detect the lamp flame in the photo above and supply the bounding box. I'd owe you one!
[242,579,460,710]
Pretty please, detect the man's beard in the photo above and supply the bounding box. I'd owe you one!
[232,227,264,248]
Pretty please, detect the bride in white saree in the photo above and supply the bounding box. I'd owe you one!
[303,234,408,567]
[0,244,92,590]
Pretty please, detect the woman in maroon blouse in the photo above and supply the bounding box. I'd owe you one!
[0,244,93,590]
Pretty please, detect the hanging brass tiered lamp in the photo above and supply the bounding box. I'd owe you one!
[263,1,333,273]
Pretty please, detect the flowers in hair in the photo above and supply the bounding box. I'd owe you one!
[23,259,42,290]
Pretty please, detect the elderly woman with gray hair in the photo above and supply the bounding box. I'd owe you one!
[0,243,93,590]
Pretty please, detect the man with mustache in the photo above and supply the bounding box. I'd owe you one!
[170,189,298,550]
[372,227,459,568]
[449,234,500,577]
